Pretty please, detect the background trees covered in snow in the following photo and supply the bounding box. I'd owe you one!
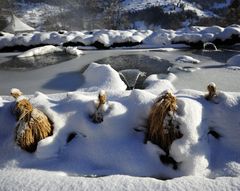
[0,0,240,31]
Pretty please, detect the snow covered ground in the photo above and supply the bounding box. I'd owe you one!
[1,23,240,190]
[1,46,240,190]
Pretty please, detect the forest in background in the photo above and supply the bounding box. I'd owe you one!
[0,0,239,31]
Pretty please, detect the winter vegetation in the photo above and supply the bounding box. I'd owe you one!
[0,0,240,191]
[0,0,240,30]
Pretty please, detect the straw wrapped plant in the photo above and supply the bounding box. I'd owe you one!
[11,88,54,153]
[205,82,217,101]
[91,90,107,124]
[145,91,182,154]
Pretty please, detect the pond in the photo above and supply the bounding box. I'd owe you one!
[94,54,173,89]
[0,47,240,95]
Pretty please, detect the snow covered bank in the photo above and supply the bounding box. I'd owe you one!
[0,61,240,190]
[1,25,240,51]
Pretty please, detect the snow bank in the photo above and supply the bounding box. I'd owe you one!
[1,25,240,50]
[1,169,240,191]
[0,62,240,189]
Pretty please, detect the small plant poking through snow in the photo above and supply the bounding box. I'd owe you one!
[205,82,217,101]
[11,88,54,153]
[145,91,182,154]
[90,90,113,124]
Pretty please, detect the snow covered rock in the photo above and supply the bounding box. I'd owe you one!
[64,47,83,56]
[80,62,127,91]
[17,45,62,58]
[144,30,172,46]
[176,55,200,64]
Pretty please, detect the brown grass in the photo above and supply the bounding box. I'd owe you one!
[98,91,107,106]
[14,99,54,153]
[145,91,182,153]
[205,83,217,101]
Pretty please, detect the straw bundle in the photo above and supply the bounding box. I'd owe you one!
[205,82,217,101]
[145,91,182,153]
[91,90,107,124]
[11,89,53,152]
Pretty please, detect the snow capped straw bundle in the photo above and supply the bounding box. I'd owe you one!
[11,88,54,153]
[145,91,182,154]
[98,90,107,105]
[205,82,217,101]
[10,88,23,99]
[91,90,108,124]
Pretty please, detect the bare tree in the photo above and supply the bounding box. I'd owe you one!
[101,0,128,29]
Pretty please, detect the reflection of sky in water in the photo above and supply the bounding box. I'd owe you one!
[0,52,75,71]
[96,54,173,89]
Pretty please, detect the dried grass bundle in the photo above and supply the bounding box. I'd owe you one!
[91,90,107,124]
[205,82,217,101]
[11,89,54,152]
[98,90,107,106]
[145,91,182,153]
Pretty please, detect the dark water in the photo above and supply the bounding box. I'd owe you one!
[95,54,173,89]
[0,52,75,71]
[190,49,240,64]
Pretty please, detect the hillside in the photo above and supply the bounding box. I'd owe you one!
[0,0,239,31]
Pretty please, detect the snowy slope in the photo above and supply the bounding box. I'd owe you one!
[11,0,228,31]
[15,2,61,30]
[122,0,216,17]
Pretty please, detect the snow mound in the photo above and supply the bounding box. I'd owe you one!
[144,73,176,94]
[80,62,127,91]
[227,54,240,66]
[143,30,172,46]
[64,47,83,56]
